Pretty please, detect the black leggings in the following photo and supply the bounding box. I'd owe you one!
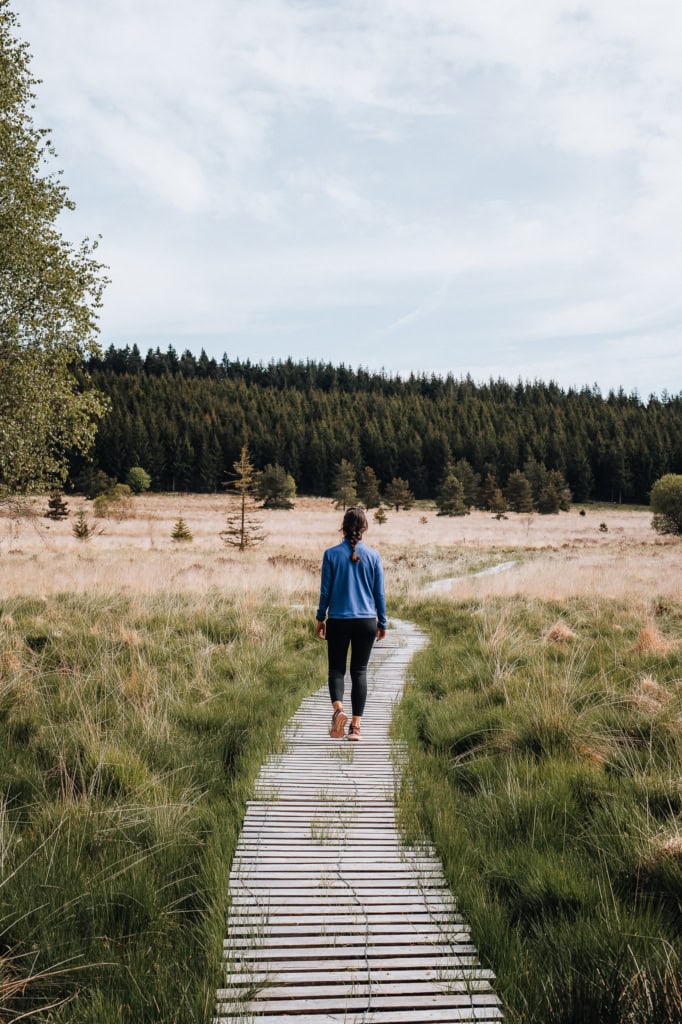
[326,617,377,717]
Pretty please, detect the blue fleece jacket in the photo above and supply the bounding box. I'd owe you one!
[316,539,387,629]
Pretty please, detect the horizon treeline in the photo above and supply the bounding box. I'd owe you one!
[70,344,682,503]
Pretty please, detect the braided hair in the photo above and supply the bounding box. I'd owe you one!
[342,507,368,562]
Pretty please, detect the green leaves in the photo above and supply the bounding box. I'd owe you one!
[0,2,109,492]
[650,473,682,535]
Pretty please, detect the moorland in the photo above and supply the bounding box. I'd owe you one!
[1,495,680,1023]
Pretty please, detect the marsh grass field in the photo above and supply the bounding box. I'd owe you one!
[1,494,681,1022]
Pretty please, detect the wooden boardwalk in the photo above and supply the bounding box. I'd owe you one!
[215,619,502,1024]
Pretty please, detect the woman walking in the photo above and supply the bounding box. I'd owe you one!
[316,507,387,741]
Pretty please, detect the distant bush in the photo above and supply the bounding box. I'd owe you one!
[650,473,682,535]
[93,483,133,519]
[75,466,115,499]
[126,466,151,494]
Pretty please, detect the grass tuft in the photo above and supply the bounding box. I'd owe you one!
[634,623,674,655]
[543,619,578,643]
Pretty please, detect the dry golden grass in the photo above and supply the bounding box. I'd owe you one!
[1,495,681,606]
[633,623,675,655]
[630,676,675,715]
[543,620,578,643]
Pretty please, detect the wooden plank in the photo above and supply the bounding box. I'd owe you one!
[215,993,501,1011]
[227,896,456,908]
[219,978,493,995]
[219,970,495,987]
[213,1008,503,1024]
[223,955,483,972]
[227,921,467,936]
[227,913,462,926]
[226,944,479,960]
[228,880,449,890]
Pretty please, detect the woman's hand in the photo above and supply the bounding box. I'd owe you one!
[316,619,326,640]
[376,628,386,641]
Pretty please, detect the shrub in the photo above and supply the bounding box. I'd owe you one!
[74,466,115,499]
[93,484,133,520]
[126,466,151,494]
[650,473,682,535]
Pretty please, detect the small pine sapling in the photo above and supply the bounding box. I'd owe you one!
[46,492,69,520]
[72,508,92,541]
[171,517,193,542]
[374,506,388,525]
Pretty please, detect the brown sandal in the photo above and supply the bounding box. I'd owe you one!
[329,708,348,738]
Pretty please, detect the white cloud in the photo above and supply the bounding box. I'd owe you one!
[15,0,682,393]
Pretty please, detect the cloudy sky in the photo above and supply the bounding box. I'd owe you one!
[17,0,682,396]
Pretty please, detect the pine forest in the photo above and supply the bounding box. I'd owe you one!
[72,344,682,504]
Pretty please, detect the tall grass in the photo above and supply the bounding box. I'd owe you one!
[394,597,682,1024]
[0,592,324,1022]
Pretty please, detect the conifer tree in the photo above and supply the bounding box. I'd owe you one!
[536,477,562,514]
[255,464,296,509]
[171,517,193,542]
[198,433,223,493]
[221,445,264,550]
[173,435,195,491]
[436,473,468,516]
[504,470,534,513]
[332,459,357,509]
[523,458,549,508]
[358,466,381,508]
[385,477,415,511]
[45,492,69,520]
[374,505,387,525]
[480,472,507,514]
[72,508,91,541]
[453,458,480,509]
